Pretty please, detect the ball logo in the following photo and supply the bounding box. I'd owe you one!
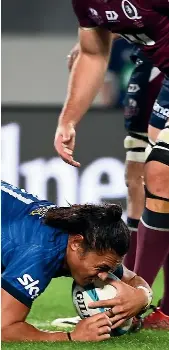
[122,0,142,20]
[75,291,90,318]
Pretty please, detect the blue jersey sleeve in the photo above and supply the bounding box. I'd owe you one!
[1,245,52,308]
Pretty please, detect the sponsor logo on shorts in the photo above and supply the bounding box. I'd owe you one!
[128,99,137,108]
[122,0,142,20]
[128,84,140,93]
[124,99,139,118]
[17,274,40,299]
[153,100,169,119]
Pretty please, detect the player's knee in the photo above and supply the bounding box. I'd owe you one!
[145,127,169,198]
[143,184,169,230]
[124,133,147,193]
[148,124,161,144]
[125,160,145,200]
[125,169,144,194]
[145,138,155,160]
[124,133,148,164]
[145,162,169,195]
[125,157,145,219]
[146,127,169,168]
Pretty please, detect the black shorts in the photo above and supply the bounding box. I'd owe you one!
[149,77,169,130]
[124,59,164,133]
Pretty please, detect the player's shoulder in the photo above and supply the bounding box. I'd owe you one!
[1,181,53,206]
[136,0,153,7]
[1,181,55,227]
[72,0,90,17]
[138,0,164,10]
[72,0,88,9]
[1,181,37,201]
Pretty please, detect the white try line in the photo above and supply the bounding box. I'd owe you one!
[28,316,80,330]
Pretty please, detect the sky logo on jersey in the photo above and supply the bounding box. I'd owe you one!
[122,0,142,20]
[17,274,40,299]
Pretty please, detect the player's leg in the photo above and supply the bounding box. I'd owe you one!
[138,124,169,329]
[123,140,146,270]
[134,78,169,329]
[123,59,162,270]
[160,253,169,317]
[135,78,169,281]
[123,160,145,270]
[143,252,169,329]
[134,80,169,331]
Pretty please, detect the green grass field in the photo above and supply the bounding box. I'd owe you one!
[2,270,169,350]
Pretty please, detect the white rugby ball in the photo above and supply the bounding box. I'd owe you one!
[72,280,133,336]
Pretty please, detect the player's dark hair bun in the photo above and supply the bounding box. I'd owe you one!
[106,204,122,222]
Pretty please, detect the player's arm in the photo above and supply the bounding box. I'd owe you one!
[1,289,112,342]
[1,246,70,341]
[54,27,112,166]
[1,244,112,342]
[121,265,152,294]
[67,33,120,72]
[67,34,120,107]
[1,289,70,341]
[60,27,112,126]
[109,264,152,296]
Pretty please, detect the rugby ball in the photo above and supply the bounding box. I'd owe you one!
[72,280,133,336]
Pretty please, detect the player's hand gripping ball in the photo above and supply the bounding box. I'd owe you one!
[72,279,133,336]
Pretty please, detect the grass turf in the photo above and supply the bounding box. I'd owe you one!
[2,270,169,350]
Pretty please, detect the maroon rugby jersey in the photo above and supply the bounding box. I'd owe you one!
[72,0,169,75]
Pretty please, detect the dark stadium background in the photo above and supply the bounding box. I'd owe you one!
[1,107,127,217]
[1,0,130,215]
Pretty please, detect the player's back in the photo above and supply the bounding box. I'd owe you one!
[1,181,69,304]
[1,181,55,246]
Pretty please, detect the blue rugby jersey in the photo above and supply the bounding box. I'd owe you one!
[1,181,124,308]
[1,181,69,308]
